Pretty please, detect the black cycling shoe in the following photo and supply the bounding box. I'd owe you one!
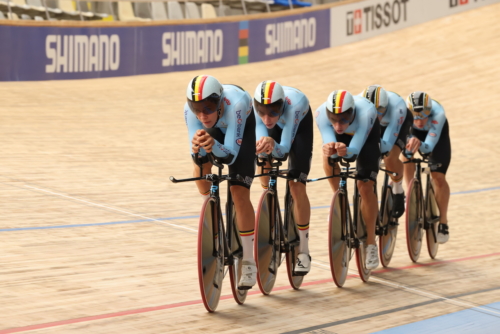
[392,193,405,218]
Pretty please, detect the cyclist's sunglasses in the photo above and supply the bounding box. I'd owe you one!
[255,103,281,118]
[326,107,353,125]
[411,107,431,120]
[376,106,387,116]
[188,96,222,116]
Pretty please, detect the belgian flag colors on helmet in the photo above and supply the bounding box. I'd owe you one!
[362,85,388,109]
[407,91,432,118]
[326,90,355,114]
[254,80,285,105]
[186,75,223,102]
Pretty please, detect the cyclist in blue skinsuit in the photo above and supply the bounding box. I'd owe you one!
[361,85,413,218]
[403,91,451,244]
[253,81,314,275]
[185,75,257,288]
[316,90,381,269]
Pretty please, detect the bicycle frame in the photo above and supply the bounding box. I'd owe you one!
[255,156,293,256]
[170,155,244,267]
[403,153,442,260]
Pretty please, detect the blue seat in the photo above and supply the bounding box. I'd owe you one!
[273,0,311,7]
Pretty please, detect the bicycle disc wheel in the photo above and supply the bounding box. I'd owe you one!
[426,183,440,259]
[284,195,304,290]
[379,186,398,267]
[328,190,350,287]
[254,190,280,295]
[354,195,371,282]
[405,178,423,262]
[228,204,247,305]
[197,197,224,312]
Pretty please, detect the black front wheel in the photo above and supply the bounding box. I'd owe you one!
[405,178,424,262]
[379,185,398,267]
[227,205,248,304]
[354,195,371,282]
[255,190,280,295]
[426,183,440,259]
[328,190,350,287]
[284,195,304,289]
[197,198,224,312]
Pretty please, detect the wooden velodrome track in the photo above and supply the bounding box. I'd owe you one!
[1,4,500,333]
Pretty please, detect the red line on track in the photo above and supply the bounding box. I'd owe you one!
[2,251,500,334]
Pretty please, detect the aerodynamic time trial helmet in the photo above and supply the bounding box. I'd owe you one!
[186,75,223,115]
[326,90,355,124]
[406,91,432,119]
[253,80,285,117]
[362,85,388,116]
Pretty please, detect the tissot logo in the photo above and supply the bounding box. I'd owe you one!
[346,0,410,36]
[450,0,483,7]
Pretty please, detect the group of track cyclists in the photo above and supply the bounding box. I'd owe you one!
[184,74,451,290]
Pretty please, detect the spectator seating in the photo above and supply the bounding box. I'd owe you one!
[167,1,183,19]
[151,1,167,20]
[118,1,150,21]
[200,3,216,18]
[185,1,200,19]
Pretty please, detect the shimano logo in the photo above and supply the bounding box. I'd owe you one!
[162,30,223,67]
[265,18,316,55]
[45,35,120,73]
[346,0,410,36]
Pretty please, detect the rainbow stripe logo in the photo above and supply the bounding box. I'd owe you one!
[239,21,249,64]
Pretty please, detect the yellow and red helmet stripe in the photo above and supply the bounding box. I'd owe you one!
[261,81,276,105]
[333,90,347,114]
[374,86,381,108]
[191,75,208,102]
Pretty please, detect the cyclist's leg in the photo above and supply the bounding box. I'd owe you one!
[429,121,451,242]
[384,110,413,185]
[231,185,256,248]
[386,109,413,216]
[357,118,381,243]
[357,119,381,269]
[385,145,404,185]
[228,112,257,286]
[323,155,340,192]
[287,108,313,269]
[431,172,450,223]
[228,112,256,257]
[402,125,425,189]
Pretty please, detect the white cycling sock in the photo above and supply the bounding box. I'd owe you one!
[200,191,210,201]
[392,180,404,194]
[240,231,255,262]
[297,224,309,254]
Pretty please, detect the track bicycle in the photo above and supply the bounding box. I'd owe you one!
[377,162,400,267]
[170,154,248,312]
[307,157,372,286]
[403,153,441,262]
[254,155,304,295]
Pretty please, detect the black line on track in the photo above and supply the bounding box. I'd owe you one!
[282,286,500,334]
